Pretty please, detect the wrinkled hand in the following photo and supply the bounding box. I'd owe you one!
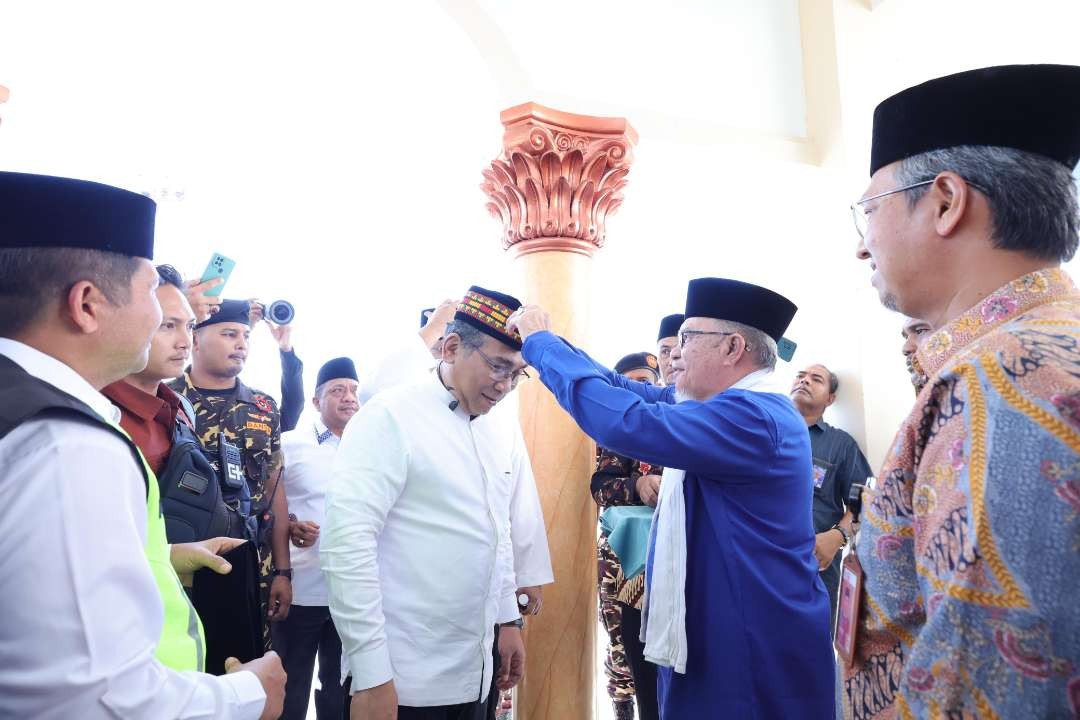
[496,625,526,690]
[268,574,292,621]
[170,537,247,587]
[635,474,662,508]
[505,304,551,342]
[350,680,398,720]
[813,529,845,571]
[226,651,286,720]
[184,277,224,323]
[517,586,543,616]
[290,519,320,548]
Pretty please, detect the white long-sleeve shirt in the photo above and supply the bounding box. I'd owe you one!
[321,375,525,706]
[358,335,553,588]
[280,419,339,606]
[0,338,266,720]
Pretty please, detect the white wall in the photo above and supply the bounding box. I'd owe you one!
[831,0,1080,467]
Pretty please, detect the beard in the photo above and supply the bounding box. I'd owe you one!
[881,291,900,312]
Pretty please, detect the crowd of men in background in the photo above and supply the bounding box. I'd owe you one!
[2,62,1079,720]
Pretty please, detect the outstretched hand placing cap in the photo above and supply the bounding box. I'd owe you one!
[506,304,552,342]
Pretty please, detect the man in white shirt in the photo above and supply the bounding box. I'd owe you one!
[361,299,553,611]
[273,357,360,719]
[323,286,540,720]
[0,171,284,719]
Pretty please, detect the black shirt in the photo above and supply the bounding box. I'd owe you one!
[279,349,304,433]
[807,419,873,534]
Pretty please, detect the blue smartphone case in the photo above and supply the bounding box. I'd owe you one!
[199,253,236,297]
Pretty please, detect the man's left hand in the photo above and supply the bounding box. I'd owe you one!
[290,519,320,547]
[248,300,294,352]
[266,321,292,352]
[496,625,526,690]
[813,529,845,571]
[170,537,248,587]
[517,586,543,616]
[268,574,292,621]
[506,305,551,343]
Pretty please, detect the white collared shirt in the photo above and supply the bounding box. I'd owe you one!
[358,335,553,588]
[281,419,340,606]
[0,338,265,720]
[321,375,526,706]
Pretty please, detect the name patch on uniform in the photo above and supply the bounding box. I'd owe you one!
[246,421,272,434]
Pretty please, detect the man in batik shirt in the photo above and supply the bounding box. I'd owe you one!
[846,64,1080,718]
[592,352,662,720]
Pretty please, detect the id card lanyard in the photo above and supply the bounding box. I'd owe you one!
[834,523,864,666]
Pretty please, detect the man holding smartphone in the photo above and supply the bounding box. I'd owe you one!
[169,299,294,645]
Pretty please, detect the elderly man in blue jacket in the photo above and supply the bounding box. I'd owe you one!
[508,277,834,720]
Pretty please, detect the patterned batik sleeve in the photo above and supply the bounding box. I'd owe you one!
[591,447,641,508]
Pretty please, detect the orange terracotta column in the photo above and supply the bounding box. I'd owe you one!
[482,103,637,720]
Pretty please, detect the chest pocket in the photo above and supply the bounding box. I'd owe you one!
[812,457,835,490]
[229,406,274,486]
[471,435,514,512]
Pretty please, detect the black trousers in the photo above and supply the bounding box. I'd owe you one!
[821,556,842,633]
[485,624,501,720]
[342,685,485,720]
[618,603,659,720]
[270,604,346,720]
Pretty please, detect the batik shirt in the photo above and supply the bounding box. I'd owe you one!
[843,268,1080,719]
[591,447,664,508]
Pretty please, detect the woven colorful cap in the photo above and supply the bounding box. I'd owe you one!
[454,286,523,350]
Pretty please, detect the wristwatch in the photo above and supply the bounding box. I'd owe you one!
[501,617,525,629]
[272,568,293,580]
[832,524,851,548]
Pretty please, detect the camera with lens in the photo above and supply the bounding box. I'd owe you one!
[257,300,295,325]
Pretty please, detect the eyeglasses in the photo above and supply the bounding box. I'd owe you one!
[850,178,992,238]
[850,180,934,239]
[679,330,746,350]
[473,347,531,387]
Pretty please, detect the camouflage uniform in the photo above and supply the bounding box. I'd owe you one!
[169,371,283,648]
[592,447,663,720]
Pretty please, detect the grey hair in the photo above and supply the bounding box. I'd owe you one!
[819,365,839,394]
[713,319,777,370]
[0,247,141,337]
[895,145,1080,263]
[443,320,486,350]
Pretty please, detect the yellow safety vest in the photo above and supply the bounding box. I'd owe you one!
[117,423,207,672]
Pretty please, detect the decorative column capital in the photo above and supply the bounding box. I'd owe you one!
[482,102,638,257]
